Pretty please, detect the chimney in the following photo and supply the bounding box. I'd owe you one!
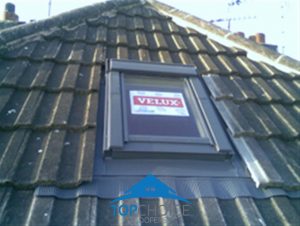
[255,33,265,44]
[1,3,19,21]
[249,35,256,42]
[234,32,245,38]
[248,33,278,52]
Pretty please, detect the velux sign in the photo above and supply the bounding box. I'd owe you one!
[130,91,189,117]
[111,174,193,224]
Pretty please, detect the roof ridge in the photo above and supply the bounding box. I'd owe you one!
[147,0,300,73]
[0,0,144,46]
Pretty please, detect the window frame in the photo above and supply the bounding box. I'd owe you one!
[121,74,212,144]
[103,59,232,160]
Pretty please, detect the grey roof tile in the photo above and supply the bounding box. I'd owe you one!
[171,34,188,51]
[18,41,38,58]
[0,130,30,183]
[228,76,257,101]
[0,129,95,186]
[249,77,282,102]
[203,75,234,100]
[222,198,265,226]
[108,15,125,28]
[216,55,239,74]
[206,38,228,54]
[1,61,29,87]
[1,61,100,91]
[91,44,106,64]
[214,100,255,137]
[0,90,30,126]
[183,26,200,35]
[55,42,74,62]
[1,90,97,130]
[262,104,300,138]
[258,139,300,186]
[205,74,299,141]
[43,39,62,60]
[187,35,209,53]
[287,104,300,121]
[137,48,151,61]
[17,62,44,88]
[158,50,173,63]
[146,18,163,31]
[86,15,109,27]
[116,29,128,45]
[74,23,88,41]
[239,102,282,138]
[235,55,261,76]
[255,197,300,225]
[190,198,227,225]
[60,64,80,89]
[153,32,168,49]
[0,88,14,113]
[178,51,194,65]
[117,46,129,59]
[197,54,220,74]
[45,64,68,89]
[128,48,139,60]
[135,30,148,47]
[68,43,85,62]
[37,130,68,182]
[268,78,300,103]
[131,16,144,30]
[77,65,101,91]
[51,92,74,126]
[94,26,108,43]
[14,91,44,126]
[293,79,300,89]
[0,188,299,226]
[165,20,180,33]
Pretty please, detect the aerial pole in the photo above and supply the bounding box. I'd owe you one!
[280,0,287,53]
[48,0,52,17]
[209,0,257,32]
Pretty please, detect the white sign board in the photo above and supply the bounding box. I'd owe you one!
[129,90,189,117]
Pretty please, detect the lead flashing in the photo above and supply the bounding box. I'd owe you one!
[35,176,300,199]
[109,59,198,76]
[231,136,284,189]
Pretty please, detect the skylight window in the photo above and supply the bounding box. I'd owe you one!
[103,59,232,160]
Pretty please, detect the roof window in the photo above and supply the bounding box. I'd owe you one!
[103,59,233,160]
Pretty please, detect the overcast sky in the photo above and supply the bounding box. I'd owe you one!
[1,0,299,60]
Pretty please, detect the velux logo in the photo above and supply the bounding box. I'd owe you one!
[110,174,193,224]
[133,96,184,107]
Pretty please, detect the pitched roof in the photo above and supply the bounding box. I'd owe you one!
[0,0,299,225]
[0,21,24,30]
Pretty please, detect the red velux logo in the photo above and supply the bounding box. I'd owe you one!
[133,96,184,108]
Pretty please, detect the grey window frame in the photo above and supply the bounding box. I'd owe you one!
[121,74,212,144]
[103,59,232,160]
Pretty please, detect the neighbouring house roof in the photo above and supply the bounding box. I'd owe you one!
[0,0,299,225]
[0,21,24,30]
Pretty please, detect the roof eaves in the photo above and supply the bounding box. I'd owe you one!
[147,0,300,74]
[0,0,143,46]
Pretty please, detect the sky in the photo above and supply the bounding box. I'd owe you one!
[1,0,299,60]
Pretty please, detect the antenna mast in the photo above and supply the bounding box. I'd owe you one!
[210,0,257,32]
[48,0,52,17]
[280,0,287,53]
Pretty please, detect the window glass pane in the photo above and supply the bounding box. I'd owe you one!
[123,75,208,138]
